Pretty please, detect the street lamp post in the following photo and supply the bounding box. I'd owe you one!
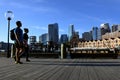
[5,11,14,58]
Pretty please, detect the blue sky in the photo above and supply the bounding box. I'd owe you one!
[0,0,120,43]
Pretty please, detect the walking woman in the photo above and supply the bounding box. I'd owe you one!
[23,28,30,62]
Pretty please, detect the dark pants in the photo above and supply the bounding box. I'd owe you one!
[24,46,29,60]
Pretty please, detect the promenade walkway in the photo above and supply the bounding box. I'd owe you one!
[0,57,120,80]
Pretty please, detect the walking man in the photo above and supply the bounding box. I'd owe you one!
[14,21,23,64]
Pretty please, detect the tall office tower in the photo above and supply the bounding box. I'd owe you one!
[92,27,98,40]
[60,34,68,44]
[82,32,92,41]
[118,25,120,31]
[68,24,74,41]
[100,23,111,35]
[48,23,59,44]
[39,33,48,45]
[75,32,79,36]
[29,36,37,45]
[74,31,80,39]
[97,28,102,40]
[90,30,93,40]
[112,24,118,32]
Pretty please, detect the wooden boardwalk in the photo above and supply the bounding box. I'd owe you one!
[0,57,120,80]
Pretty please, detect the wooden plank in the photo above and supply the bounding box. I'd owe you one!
[48,66,66,80]
[36,65,62,80]
[24,65,58,80]
[79,66,89,80]
[87,66,99,80]
[0,58,120,80]
[56,66,75,80]
[68,66,81,80]
[100,66,120,80]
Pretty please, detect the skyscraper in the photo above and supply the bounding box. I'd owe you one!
[97,28,102,40]
[92,27,98,40]
[68,24,74,41]
[100,23,111,35]
[82,32,92,41]
[112,24,118,32]
[118,25,120,31]
[60,34,68,44]
[39,33,48,45]
[29,36,36,45]
[48,23,59,44]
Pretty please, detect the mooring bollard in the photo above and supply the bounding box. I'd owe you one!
[61,44,64,59]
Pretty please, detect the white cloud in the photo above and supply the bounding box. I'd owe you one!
[76,12,114,24]
[7,1,56,13]
[32,0,47,3]
[10,2,30,9]
[33,6,55,13]
[33,26,65,32]
[41,27,48,31]
[59,28,65,32]
[31,26,48,31]
[0,0,56,14]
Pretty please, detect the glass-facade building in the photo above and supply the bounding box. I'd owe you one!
[82,32,92,41]
[29,36,36,44]
[97,28,102,40]
[100,23,111,35]
[48,23,59,44]
[60,34,68,44]
[92,27,98,40]
[39,33,48,45]
[112,24,118,32]
[68,24,74,41]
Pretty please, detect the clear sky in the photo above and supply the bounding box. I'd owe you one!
[0,0,120,43]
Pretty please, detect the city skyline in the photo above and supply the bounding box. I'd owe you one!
[0,0,120,43]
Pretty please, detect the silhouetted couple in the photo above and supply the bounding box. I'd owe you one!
[13,21,30,64]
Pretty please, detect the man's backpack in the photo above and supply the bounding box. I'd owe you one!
[10,28,16,40]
